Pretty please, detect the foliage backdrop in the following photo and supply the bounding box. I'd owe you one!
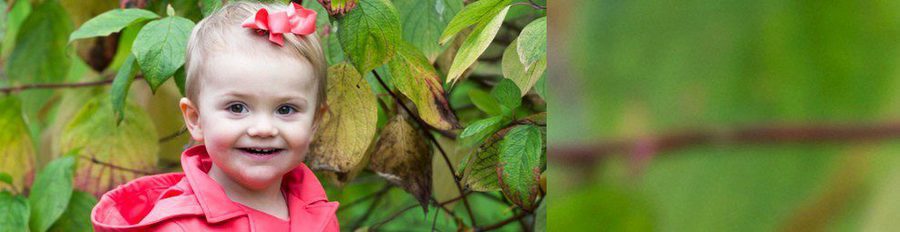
[549,0,900,231]
[0,0,547,231]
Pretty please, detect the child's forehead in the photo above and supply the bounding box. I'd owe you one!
[200,50,315,92]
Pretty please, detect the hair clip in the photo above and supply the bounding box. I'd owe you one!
[241,2,317,46]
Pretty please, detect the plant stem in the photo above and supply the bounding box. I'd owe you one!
[475,211,529,231]
[76,154,156,175]
[350,186,389,230]
[371,70,478,227]
[337,184,391,213]
[0,78,115,94]
[551,122,900,167]
[158,126,188,143]
[371,191,474,230]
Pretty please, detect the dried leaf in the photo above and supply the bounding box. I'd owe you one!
[368,114,433,210]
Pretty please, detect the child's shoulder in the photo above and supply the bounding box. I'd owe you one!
[91,172,203,231]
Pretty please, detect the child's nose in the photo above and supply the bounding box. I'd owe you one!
[247,117,279,137]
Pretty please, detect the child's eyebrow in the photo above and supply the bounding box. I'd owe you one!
[220,91,308,105]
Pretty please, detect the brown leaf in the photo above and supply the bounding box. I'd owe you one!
[368,114,433,211]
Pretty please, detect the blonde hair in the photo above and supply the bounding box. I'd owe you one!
[185,1,327,119]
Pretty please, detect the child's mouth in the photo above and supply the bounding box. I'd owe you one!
[237,147,284,155]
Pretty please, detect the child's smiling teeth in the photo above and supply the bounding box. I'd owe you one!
[238,147,283,155]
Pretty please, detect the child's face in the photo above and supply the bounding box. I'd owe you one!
[180,51,319,190]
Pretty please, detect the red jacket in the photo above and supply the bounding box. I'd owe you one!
[91,145,340,231]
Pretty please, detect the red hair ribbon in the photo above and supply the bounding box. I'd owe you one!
[241,3,317,46]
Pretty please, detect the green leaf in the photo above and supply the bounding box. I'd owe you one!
[29,156,76,232]
[503,39,546,96]
[0,173,10,186]
[60,94,159,196]
[106,23,143,72]
[469,89,502,116]
[535,200,546,232]
[200,0,223,17]
[387,41,459,130]
[460,126,504,191]
[111,54,139,125]
[132,16,195,93]
[439,0,511,44]
[336,0,401,75]
[395,0,463,61]
[173,66,186,96]
[0,1,8,48]
[497,125,542,210]
[47,191,97,232]
[0,96,36,193]
[68,8,159,42]
[0,191,29,232]
[534,73,547,100]
[445,6,509,85]
[459,115,505,146]
[516,17,546,69]
[6,0,72,84]
[2,0,32,59]
[307,63,378,174]
[491,78,522,113]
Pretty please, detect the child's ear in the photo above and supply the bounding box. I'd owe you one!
[179,98,204,142]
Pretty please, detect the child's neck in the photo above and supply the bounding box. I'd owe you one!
[208,164,289,220]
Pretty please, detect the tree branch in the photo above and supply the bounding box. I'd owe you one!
[511,0,546,10]
[0,78,115,94]
[350,186,389,230]
[370,191,474,230]
[76,154,157,176]
[337,184,391,213]
[371,70,478,226]
[158,126,188,143]
[475,210,529,231]
[550,122,900,167]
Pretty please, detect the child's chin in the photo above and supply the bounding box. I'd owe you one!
[237,169,287,189]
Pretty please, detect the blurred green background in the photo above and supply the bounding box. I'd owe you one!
[548,0,900,231]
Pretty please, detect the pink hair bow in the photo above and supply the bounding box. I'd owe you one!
[241,3,317,46]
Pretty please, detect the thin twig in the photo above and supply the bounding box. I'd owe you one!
[338,184,392,213]
[350,186,389,230]
[158,126,188,143]
[511,0,546,10]
[76,154,157,175]
[0,78,115,94]
[431,203,441,232]
[371,191,474,230]
[475,210,529,231]
[551,122,900,167]
[371,70,478,226]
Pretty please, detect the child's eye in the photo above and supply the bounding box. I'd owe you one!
[227,103,248,114]
[276,105,296,115]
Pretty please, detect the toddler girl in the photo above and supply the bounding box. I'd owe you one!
[91,2,338,231]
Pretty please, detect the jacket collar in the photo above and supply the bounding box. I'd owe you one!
[181,145,339,229]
